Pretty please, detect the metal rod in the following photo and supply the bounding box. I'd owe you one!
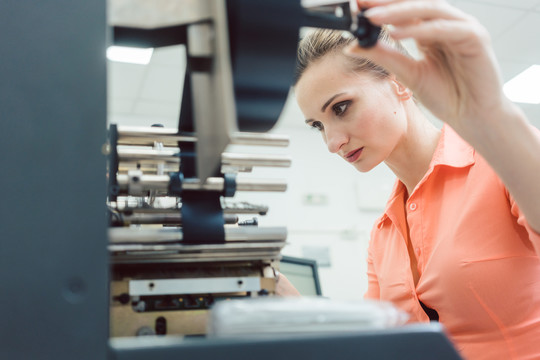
[116,148,291,167]
[108,226,287,243]
[116,126,289,147]
[301,1,352,31]
[118,163,255,174]
[111,212,239,226]
[230,132,289,147]
[118,163,178,173]
[222,201,269,215]
[116,175,287,193]
[221,153,291,167]
[116,125,196,146]
[110,254,282,264]
[117,147,179,162]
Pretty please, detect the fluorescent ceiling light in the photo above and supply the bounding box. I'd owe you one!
[503,65,540,104]
[106,46,153,65]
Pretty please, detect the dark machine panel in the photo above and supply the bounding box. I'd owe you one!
[0,1,109,359]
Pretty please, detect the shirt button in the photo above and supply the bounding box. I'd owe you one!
[409,203,417,211]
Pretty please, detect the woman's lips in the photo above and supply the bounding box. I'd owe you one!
[345,147,363,163]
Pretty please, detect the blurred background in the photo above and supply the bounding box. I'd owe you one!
[108,0,540,300]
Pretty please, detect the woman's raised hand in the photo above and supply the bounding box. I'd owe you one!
[347,0,510,136]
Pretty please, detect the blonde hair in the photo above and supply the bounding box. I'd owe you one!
[294,27,410,85]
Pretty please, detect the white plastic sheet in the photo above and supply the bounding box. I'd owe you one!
[207,297,409,337]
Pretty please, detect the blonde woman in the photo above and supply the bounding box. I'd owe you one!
[290,0,540,359]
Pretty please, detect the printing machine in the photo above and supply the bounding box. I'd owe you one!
[107,125,290,337]
[106,0,298,338]
[1,0,462,359]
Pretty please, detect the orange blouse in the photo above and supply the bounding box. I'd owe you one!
[366,125,540,360]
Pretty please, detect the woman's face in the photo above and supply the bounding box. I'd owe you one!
[295,53,409,172]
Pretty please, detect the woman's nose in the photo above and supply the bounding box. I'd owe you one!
[325,127,348,154]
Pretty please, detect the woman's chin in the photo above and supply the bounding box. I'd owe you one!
[352,160,378,173]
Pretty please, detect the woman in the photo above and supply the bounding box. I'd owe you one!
[290,0,540,359]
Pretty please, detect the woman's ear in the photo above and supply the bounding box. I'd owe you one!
[389,76,413,101]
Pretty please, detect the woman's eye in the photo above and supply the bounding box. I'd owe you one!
[332,101,350,116]
[310,121,324,131]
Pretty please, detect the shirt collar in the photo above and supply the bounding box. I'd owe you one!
[377,124,475,228]
[430,124,475,169]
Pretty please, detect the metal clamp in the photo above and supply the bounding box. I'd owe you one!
[223,173,237,197]
[168,172,184,196]
[127,170,144,196]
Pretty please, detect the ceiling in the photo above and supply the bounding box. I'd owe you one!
[108,0,540,130]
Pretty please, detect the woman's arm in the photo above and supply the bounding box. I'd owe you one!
[347,0,540,233]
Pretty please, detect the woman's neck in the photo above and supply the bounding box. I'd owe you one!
[385,106,441,197]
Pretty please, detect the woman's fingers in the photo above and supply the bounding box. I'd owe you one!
[364,1,467,26]
[358,0,445,8]
[390,20,482,45]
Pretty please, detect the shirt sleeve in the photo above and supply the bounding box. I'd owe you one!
[506,189,540,255]
[364,231,380,300]
[504,124,540,255]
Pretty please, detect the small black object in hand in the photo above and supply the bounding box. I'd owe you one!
[352,11,381,48]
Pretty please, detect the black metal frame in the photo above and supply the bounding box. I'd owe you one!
[1,1,109,359]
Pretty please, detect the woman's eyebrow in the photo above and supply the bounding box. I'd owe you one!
[321,92,345,112]
[304,92,347,125]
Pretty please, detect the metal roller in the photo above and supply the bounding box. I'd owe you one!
[108,226,287,244]
[110,212,239,226]
[116,147,291,168]
[117,147,179,163]
[116,126,289,147]
[109,248,284,264]
[118,163,179,174]
[118,163,255,174]
[222,153,291,167]
[116,174,287,193]
[118,164,257,174]
[229,132,289,147]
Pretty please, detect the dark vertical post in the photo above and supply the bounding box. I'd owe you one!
[0,1,109,359]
